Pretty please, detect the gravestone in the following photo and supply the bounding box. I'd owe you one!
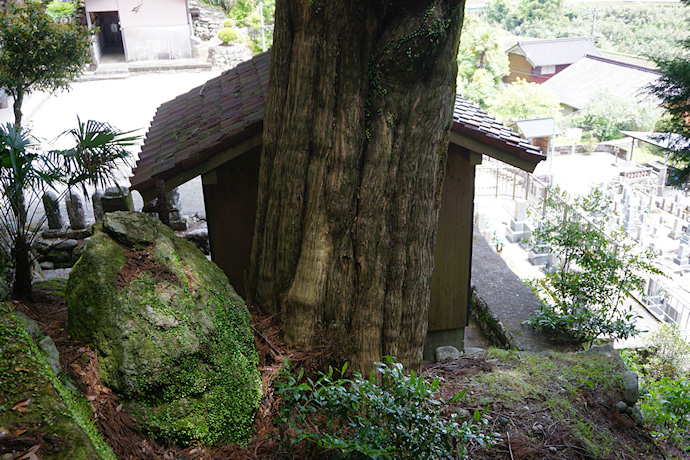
[101,186,134,213]
[92,191,105,222]
[65,191,86,230]
[506,199,530,243]
[42,191,63,229]
[669,218,684,240]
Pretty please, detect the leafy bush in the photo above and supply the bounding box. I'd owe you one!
[526,188,662,346]
[641,378,690,451]
[274,357,495,458]
[217,27,241,44]
[622,324,690,451]
[46,0,77,22]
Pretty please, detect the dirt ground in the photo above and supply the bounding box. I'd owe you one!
[5,279,682,460]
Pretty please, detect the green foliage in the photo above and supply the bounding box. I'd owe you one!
[228,0,275,54]
[0,1,92,126]
[217,26,241,44]
[480,2,687,61]
[526,188,662,345]
[46,0,77,21]
[274,357,495,458]
[1,305,115,459]
[0,120,137,298]
[568,87,662,141]
[648,0,690,186]
[486,78,561,123]
[641,377,690,451]
[457,16,509,107]
[621,324,690,451]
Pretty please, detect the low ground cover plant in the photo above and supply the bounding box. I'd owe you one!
[622,324,690,452]
[274,357,495,459]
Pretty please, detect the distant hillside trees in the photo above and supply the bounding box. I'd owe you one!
[456,16,509,107]
[481,1,687,60]
[568,87,662,141]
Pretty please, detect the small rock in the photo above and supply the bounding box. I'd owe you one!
[13,312,42,340]
[615,401,628,413]
[532,423,543,431]
[623,371,640,406]
[40,261,56,270]
[631,403,645,425]
[453,408,470,419]
[463,347,487,357]
[549,447,558,452]
[54,239,79,251]
[39,336,61,376]
[435,345,460,362]
[498,416,509,426]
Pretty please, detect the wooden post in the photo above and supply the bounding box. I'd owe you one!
[156,180,170,227]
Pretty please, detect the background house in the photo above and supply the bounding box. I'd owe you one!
[131,52,544,359]
[542,55,661,115]
[84,0,193,63]
[505,37,602,84]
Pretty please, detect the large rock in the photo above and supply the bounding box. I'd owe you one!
[66,211,261,446]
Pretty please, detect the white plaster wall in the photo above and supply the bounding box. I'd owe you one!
[118,0,189,27]
[122,26,193,61]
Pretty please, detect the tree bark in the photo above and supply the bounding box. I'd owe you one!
[250,0,464,373]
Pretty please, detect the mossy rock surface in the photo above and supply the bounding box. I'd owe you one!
[0,307,107,459]
[66,212,261,446]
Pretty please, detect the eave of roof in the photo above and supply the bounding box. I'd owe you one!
[132,52,545,199]
[509,37,602,68]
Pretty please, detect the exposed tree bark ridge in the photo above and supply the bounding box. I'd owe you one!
[250,0,464,373]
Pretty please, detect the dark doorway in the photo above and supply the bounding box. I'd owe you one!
[90,11,125,63]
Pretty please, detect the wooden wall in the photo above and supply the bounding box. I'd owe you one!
[506,53,532,83]
[201,147,261,299]
[428,144,476,331]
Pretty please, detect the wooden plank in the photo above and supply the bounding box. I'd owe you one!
[428,144,475,331]
[202,145,261,298]
[450,131,539,173]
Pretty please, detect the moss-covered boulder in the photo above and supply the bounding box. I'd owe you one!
[65,212,261,446]
[0,306,112,459]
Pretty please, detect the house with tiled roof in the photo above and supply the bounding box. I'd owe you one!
[131,51,545,357]
[542,55,661,114]
[505,37,602,84]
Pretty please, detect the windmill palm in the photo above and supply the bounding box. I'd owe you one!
[0,119,138,299]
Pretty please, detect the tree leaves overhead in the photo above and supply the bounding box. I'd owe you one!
[0,2,92,125]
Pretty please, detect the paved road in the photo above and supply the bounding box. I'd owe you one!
[0,69,222,219]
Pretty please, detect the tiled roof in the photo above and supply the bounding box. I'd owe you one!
[452,96,544,164]
[131,51,271,193]
[509,37,602,68]
[132,51,544,197]
[542,55,661,110]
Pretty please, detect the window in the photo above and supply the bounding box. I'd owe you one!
[541,65,556,75]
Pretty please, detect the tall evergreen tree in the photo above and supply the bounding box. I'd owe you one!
[249,1,464,374]
[649,0,690,185]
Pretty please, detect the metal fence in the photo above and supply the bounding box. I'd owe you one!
[475,160,690,339]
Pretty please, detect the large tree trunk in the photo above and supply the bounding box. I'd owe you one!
[250,0,464,373]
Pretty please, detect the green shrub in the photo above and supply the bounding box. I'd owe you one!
[217,27,240,44]
[641,378,690,451]
[526,188,662,346]
[223,18,236,28]
[274,357,495,458]
[46,0,77,21]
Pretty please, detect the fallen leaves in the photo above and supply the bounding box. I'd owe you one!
[11,399,31,413]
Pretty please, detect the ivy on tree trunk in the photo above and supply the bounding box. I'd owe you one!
[249,0,464,373]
